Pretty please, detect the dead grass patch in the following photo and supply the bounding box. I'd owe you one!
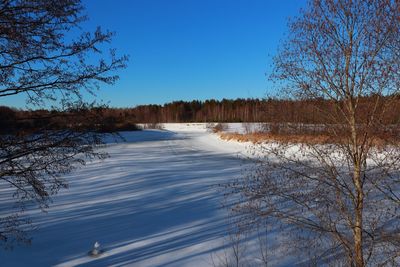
[219,132,334,144]
[218,132,399,146]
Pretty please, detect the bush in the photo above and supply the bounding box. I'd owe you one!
[212,123,228,133]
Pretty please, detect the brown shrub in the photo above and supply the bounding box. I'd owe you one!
[218,132,400,146]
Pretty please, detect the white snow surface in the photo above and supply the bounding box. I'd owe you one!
[1,123,281,267]
[160,122,266,134]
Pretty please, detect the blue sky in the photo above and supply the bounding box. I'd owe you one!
[2,0,306,108]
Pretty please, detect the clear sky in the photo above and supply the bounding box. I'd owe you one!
[1,0,307,108]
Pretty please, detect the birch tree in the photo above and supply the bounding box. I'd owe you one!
[230,1,400,266]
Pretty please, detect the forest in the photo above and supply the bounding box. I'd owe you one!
[2,95,400,134]
[129,96,400,124]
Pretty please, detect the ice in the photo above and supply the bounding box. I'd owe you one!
[1,125,258,267]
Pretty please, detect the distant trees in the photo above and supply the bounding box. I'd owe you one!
[229,0,400,266]
[0,0,126,248]
[130,98,325,123]
[5,96,400,138]
[112,97,400,125]
[0,106,140,134]
[4,97,400,133]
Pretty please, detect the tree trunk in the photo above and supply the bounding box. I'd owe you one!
[351,118,364,259]
[350,110,364,267]
[354,166,364,267]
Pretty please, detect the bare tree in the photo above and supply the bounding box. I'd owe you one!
[0,0,127,248]
[211,208,250,267]
[230,1,400,266]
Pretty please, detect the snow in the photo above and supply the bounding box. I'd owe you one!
[6,122,388,266]
[1,124,262,267]
[159,122,266,134]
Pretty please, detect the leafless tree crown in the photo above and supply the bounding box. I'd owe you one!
[0,0,127,248]
[230,1,400,266]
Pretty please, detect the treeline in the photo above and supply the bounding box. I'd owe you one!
[129,97,400,124]
[2,96,400,134]
[0,106,140,134]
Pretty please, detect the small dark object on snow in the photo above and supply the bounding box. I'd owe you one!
[88,242,104,257]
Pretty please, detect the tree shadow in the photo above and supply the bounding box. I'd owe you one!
[1,130,251,267]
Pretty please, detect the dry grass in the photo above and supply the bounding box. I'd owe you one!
[218,132,400,146]
[219,132,334,144]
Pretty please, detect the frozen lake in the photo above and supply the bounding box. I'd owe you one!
[2,125,254,266]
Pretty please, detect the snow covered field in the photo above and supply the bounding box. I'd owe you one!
[1,124,261,267]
